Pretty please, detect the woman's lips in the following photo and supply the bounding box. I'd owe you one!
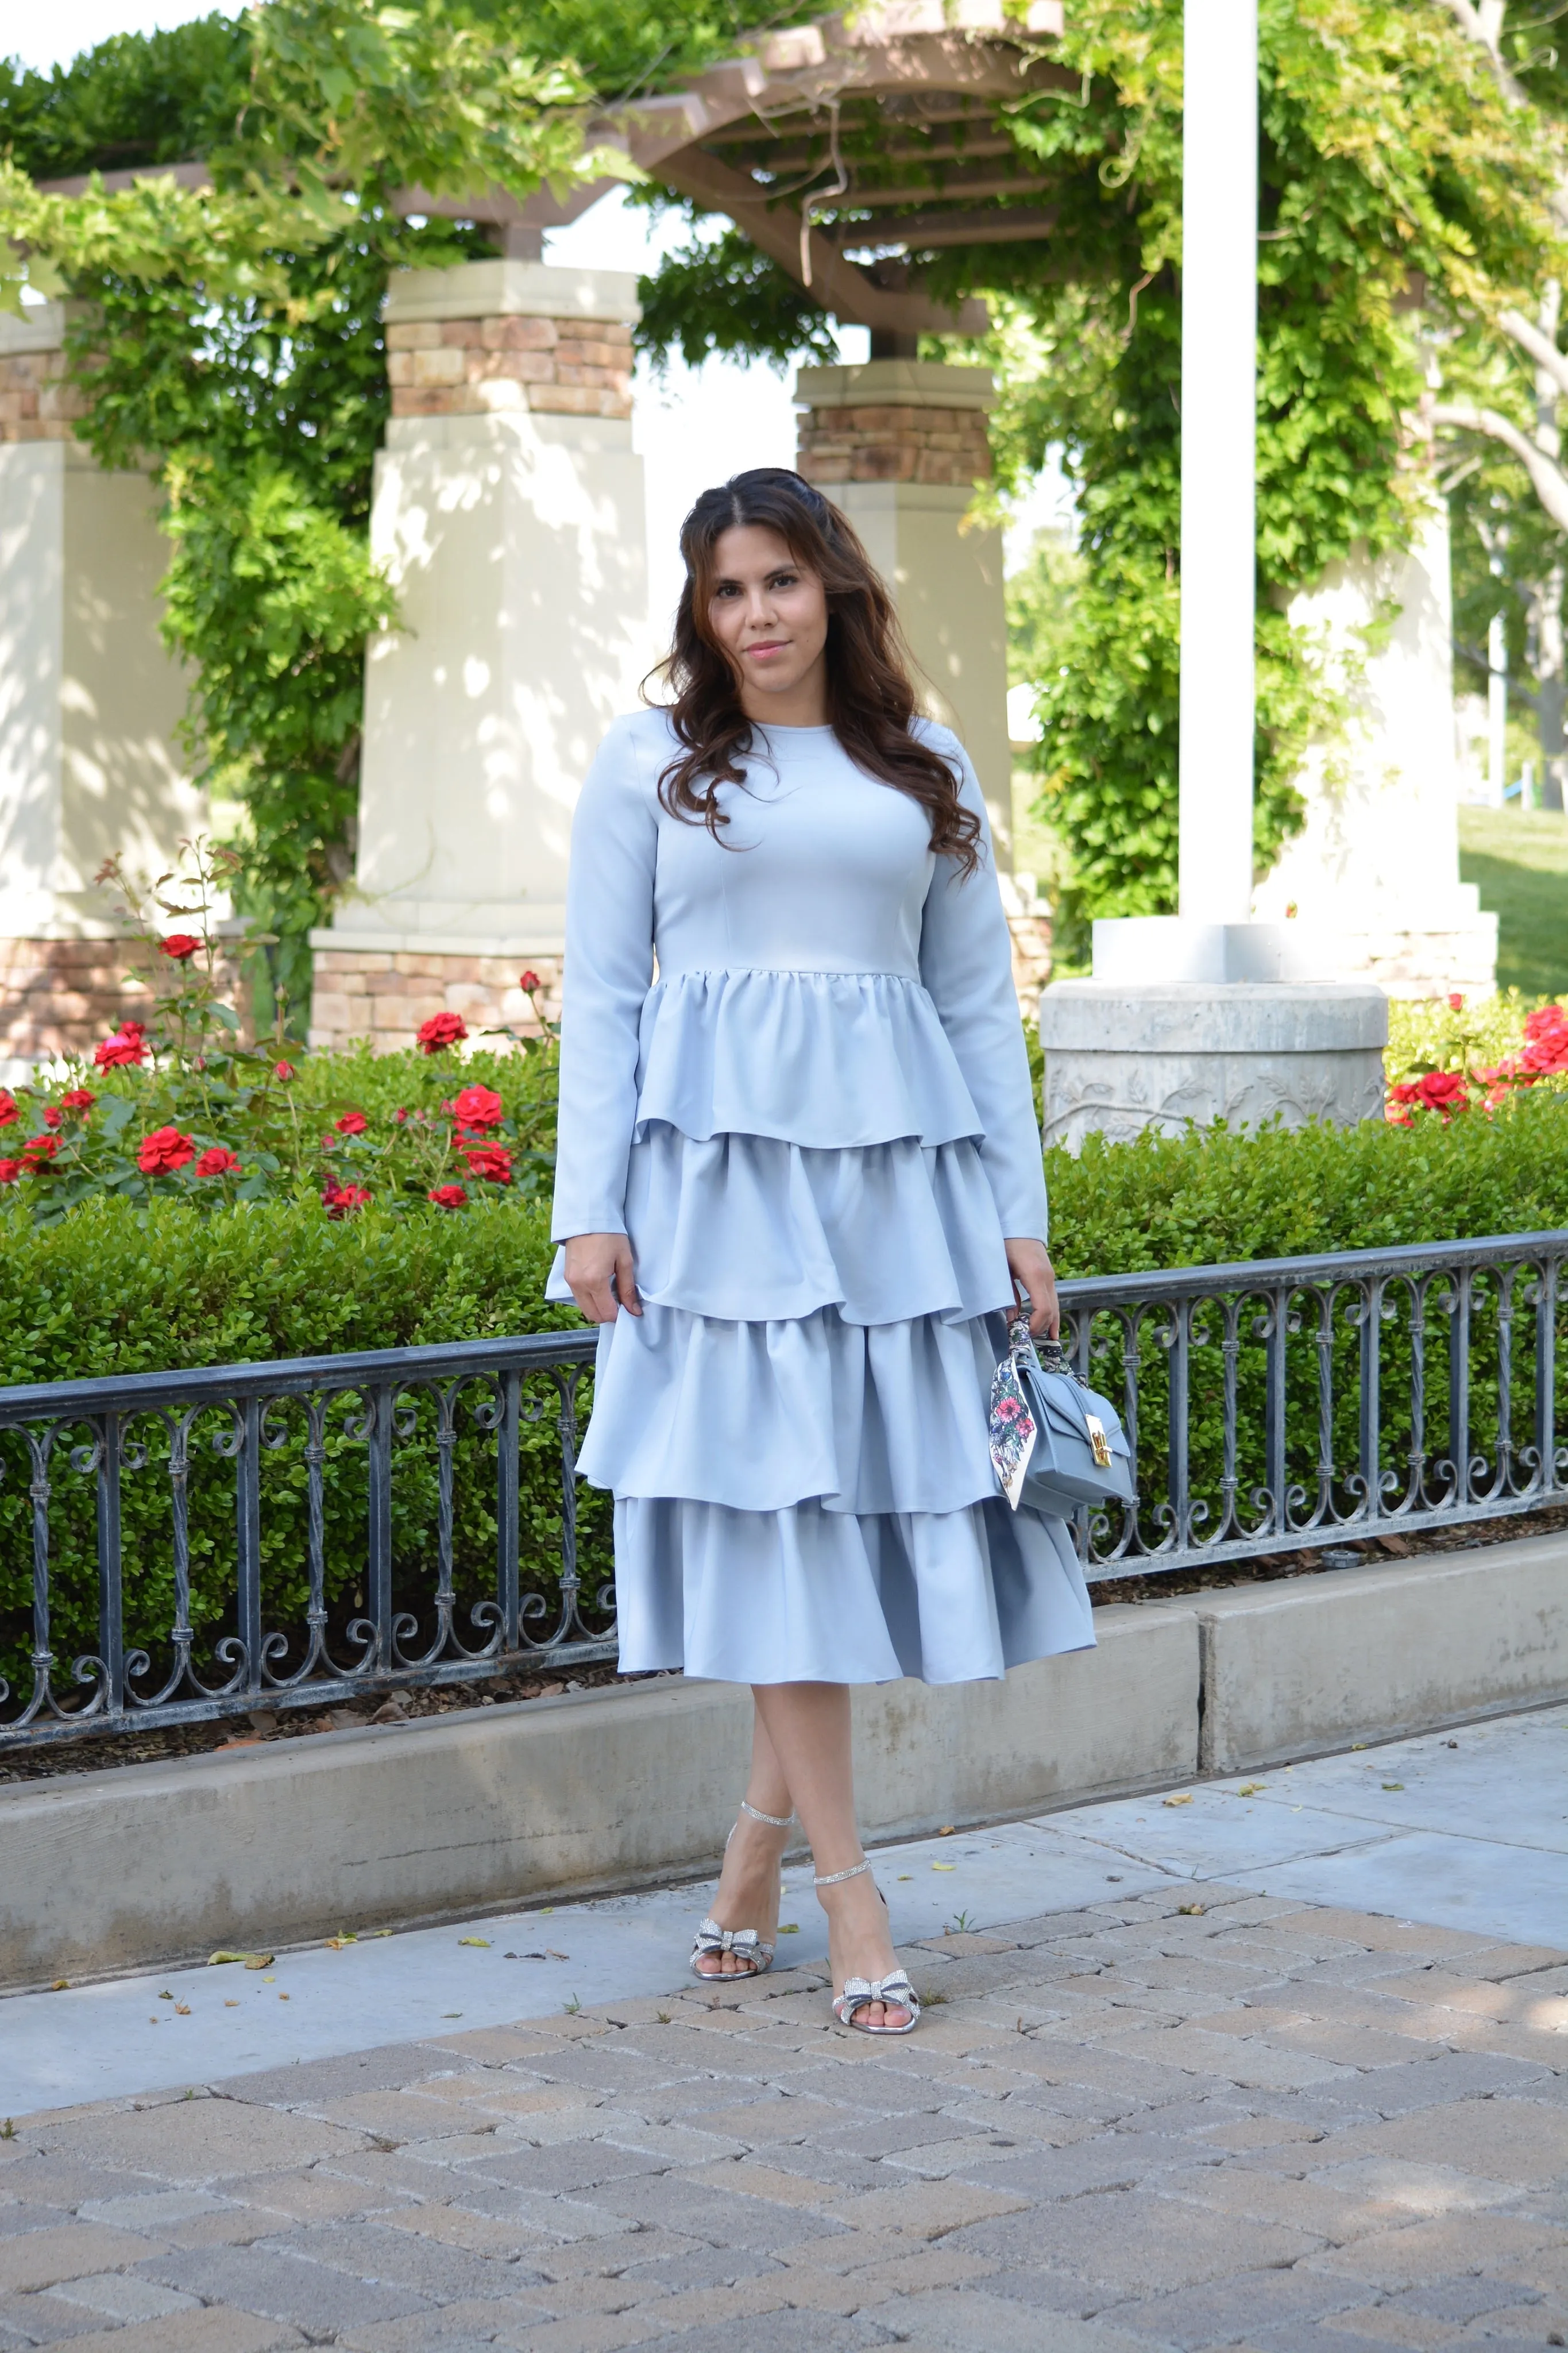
[745,640,787,658]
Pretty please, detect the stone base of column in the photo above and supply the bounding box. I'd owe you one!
[1319,914,1499,1000]
[1037,981,1389,1153]
[307,934,559,1055]
[0,936,256,1083]
[0,938,153,1080]
[999,874,1053,1009]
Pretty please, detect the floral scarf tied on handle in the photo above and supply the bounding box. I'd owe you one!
[988,1310,1040,1509]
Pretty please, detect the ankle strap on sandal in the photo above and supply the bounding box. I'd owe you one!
[813,1857,871,1888]
[739,1799,794,1830]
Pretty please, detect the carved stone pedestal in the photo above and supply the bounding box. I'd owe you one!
[1037,981,1389,1153]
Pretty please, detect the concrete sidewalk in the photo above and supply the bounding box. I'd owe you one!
[0,1708,1565,2351]
[6,1705,1566,2119]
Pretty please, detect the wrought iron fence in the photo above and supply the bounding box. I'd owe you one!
[0,1333,603,1752]
[2,1228,1565,1753]
[1059,1229,1567,1573]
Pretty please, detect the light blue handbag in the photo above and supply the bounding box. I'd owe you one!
[988,1314,1135,1519]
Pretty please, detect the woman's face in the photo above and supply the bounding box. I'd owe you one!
[706,523,829,712]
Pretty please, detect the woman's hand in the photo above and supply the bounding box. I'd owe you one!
[562,1232,642,1324]
[1005,1237,1060,1341]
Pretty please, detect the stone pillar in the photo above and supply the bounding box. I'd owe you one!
[309,260,647,1052]
[1252,507,1498,997]
[0,304,204,1079]
[794,357,1052,1005]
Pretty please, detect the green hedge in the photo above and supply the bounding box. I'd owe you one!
[0,1197,605,1707]
[1043,1087,1568,1275]
[1045,1094,1568,1565]
[6,1087,1567,1705]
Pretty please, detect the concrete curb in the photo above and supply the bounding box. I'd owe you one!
[1196,1528,1568,1770]
[1,1536,1562,1989]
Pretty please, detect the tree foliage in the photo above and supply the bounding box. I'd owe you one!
[633,1,1564,927]
[6,1,1567,962]
[0,3,766,1008]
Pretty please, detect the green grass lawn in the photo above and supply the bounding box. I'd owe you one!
[1458,806,1568,999]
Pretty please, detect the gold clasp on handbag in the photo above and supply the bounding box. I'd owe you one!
[1084,1414,1113,1469]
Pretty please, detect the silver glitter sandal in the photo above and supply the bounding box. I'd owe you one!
[690,1798,793,1982]
[814,1857,922,2036]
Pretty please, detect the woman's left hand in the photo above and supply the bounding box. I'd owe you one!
[1005,1237,1060,1340]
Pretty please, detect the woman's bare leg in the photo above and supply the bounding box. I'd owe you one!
[697,1704,794,1977]
[750,1681,910,2028]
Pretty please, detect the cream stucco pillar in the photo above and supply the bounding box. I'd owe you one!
[310,259,648,1052]
[1252,506,1497,997]
[0,304,203,1078]
[793,358,1051,1006]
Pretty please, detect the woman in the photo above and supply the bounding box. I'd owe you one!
[549,468,1094,2036]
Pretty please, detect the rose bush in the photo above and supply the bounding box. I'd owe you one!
[0,843,559,1229]
[1384,994,1568,1125]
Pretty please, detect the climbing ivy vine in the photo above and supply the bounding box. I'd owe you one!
[0,2,783,1012]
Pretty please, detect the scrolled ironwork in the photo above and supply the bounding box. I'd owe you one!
[1,1230,1565,1753]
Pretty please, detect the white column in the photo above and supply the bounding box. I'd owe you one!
[1177,0,1258,924]
[0,304,205,1077]
[311,260,648,1051]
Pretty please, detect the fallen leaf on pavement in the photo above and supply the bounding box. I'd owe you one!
[1163,1793,1194,1808]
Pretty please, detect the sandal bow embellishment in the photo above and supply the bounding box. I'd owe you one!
[833,1968,922,2036]
[691,1918,773,1978]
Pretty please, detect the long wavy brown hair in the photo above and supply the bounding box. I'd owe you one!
[647,468,982,877]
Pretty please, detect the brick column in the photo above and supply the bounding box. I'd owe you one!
[795,358,1051,1007]
[0,305,206,1078]
[311,261,647,1054]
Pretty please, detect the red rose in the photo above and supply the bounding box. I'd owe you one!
[416,1012,468,1054]
[1447,993,1465,1012]
[41,1106,63,1130]
[137,1125,196,1175]
[94,1023,148,1070]
[1416,1071,1470,1113]
[60,1089,95,1113]
[1520,1005,1568,1074]
[0,1091,16,1127]
[194,1146,241,1178]
[0,1159,21,1183]
[519,969,540,993]
[462,1143,512,1185]
[427,1182,468,1209]
[334,1109,368,1135]
[323,1181,372,1218]
[393,1106,410,1124]
[22,1134,59,1163]
[159,934,202,961]
[451,1083,504,1130]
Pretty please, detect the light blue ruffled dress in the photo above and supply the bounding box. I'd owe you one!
[547,708,1095,1685]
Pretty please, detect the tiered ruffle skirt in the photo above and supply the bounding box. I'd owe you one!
[553,969,1096,1685]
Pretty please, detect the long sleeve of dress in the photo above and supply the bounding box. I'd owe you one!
[918,740,1050,1242]
[550,716,658,1241]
